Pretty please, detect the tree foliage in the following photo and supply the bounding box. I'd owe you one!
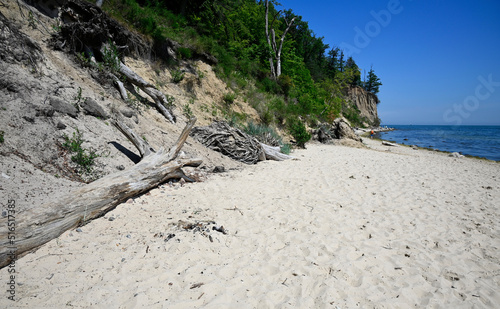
[363,66,382,94]
[101,0,382,129]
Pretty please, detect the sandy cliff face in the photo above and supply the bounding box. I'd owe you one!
[346,86,379,126]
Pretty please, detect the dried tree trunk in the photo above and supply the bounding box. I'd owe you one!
[0,119,200,269]
[112,75,128,100]
[275,17,295,77]
[264,0,296,79]
[117,62,176,123]
[112,120,154,157]
[382,141,398,147]
[264,1,276,78]
[191,121,294,164]
[260,143,295,161]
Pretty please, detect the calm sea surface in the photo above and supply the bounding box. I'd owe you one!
[379,125,500,161]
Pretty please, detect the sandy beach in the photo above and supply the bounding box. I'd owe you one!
[2,139,499,308]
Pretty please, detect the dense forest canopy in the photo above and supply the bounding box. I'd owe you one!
[102,0,382,130]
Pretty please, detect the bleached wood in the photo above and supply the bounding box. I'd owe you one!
[264,0,296,78]
[112,120,154,158]
[382,141,398,147]
[112,75,128,100]
[260,143,295,161]
[0,119,200,269]
[117,62,176,123]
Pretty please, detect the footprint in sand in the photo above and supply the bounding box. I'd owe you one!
[442,270,461,282]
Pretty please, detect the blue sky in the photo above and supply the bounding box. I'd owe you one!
[278,0,500,125]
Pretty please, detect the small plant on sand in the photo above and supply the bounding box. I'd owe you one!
[164,94,176,109]
[76,52,91,67]
[51,25,61,33]
[182,103,194,119]
[280,143,291,155]
[222,92,236,105]
[171,69,185,83]
[197,69,205,80]
[27,11,37,29]
[0,130,4,144]
[62,129,101,174]
[73,87,83,110]
[102,41,121,73]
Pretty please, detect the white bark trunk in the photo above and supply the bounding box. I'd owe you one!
[260,143,295,161]
[264,0,295,79]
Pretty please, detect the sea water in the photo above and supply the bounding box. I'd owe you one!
[379,125,500,161]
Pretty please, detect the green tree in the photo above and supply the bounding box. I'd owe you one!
[345,56,361,87]
[364,66,382,94]
[285,12,329,81]
[326,47,341,79]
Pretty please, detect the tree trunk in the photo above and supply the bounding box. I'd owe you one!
[264,0,295,79]
[275,16,296,78]
[112,75,128,100]
[260,143,295,161]
[264,0,276,78]
[0,118,200,269]
[117,62,176,123]
[112,120,154,158]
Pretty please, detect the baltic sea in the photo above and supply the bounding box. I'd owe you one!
[379,125,500,161]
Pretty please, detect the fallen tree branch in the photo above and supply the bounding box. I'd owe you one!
[112,120,154,158]
[260,143,295,161]
[118,62,176,123]
[0,118,200,269]
[112,75,128,100]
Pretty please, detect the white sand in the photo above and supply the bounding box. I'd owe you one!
[2,139,499,308]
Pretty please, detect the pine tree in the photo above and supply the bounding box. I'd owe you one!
[364,66,382,94]
[345,56,361,87]
[326,47,339,79]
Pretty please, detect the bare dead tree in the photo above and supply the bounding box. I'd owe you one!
[264,0,296,79]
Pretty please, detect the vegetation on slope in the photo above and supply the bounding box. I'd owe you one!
[99,0,382,143]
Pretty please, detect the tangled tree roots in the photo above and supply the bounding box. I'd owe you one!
[191,121,265,164]
[51,0,149,58]
[49,0,176,122]
[191,121,295,164]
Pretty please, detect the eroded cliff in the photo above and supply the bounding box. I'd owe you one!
[346,86,380,126]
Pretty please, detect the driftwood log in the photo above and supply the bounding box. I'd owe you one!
[191,121,264,164]
[260,143,294,161]
[191,121,294,164]
[0,118,201,269]
[382,141,398,147]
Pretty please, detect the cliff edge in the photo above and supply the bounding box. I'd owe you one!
[346,86,380,127]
